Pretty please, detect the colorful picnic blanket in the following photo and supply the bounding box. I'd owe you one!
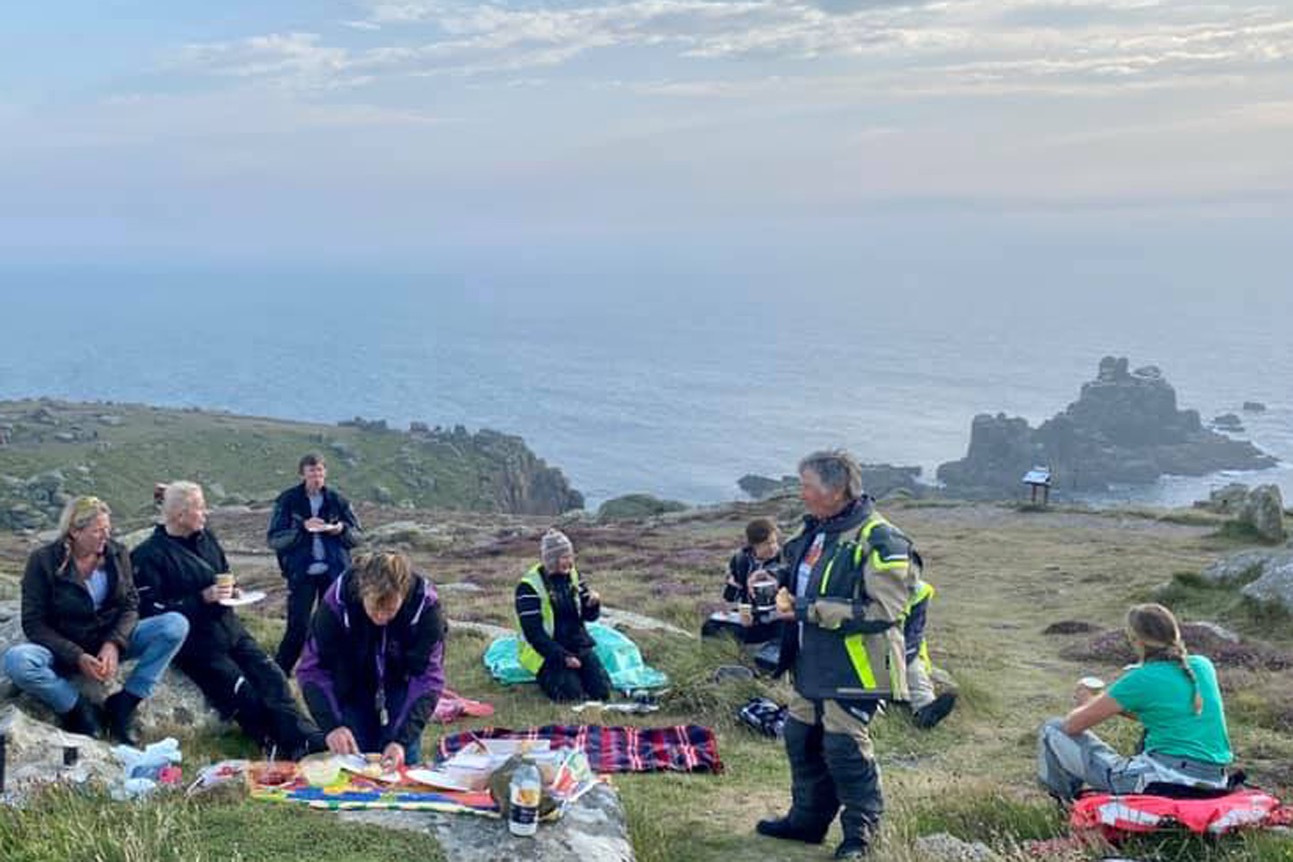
[250,771,499,816]
[484,622,669,692]
[1071,788,1293,838]
[437,725,724,775]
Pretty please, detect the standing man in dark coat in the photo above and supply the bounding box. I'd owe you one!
[267,453,362,673]
[758,450,915,860]
[133,481,325,757]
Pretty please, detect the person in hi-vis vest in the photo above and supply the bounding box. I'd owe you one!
[514,529,610,702]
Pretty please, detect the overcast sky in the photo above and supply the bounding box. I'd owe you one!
[2,0,1291,264]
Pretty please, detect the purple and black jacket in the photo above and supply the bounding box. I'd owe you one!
[297,569,446,751]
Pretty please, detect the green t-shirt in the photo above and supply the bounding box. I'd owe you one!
[1107,655,1232,765]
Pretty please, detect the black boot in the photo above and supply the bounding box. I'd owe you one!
[835,836,872,859]
[104,690,142,747]
[756,816,828,845]
[60,696,103,738]
[912,692,957,729]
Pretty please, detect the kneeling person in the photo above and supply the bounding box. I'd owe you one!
[902,574,957,730]
[515,529,611,703]
[132,482,325,757]
[298,551,446,768]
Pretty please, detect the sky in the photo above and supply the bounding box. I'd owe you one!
[1,0,1291,265]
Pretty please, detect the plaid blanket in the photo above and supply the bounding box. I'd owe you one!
[437,725,724,775]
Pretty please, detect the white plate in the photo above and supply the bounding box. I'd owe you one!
[219,590,267,607]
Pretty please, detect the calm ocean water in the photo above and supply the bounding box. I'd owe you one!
[1,247,1290,508]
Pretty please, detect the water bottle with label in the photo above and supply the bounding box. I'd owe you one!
[507,758,542,837]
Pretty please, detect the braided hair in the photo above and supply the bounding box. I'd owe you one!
[1127,603,1203,715]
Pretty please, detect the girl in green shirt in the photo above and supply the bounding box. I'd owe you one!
[1038,603,1233,802]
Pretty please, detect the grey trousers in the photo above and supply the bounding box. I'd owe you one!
[1037,718,1228,801]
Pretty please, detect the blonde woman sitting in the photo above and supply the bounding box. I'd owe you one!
[1038,603,1233,802]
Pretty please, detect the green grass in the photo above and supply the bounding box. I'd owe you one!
[0,787,446,862]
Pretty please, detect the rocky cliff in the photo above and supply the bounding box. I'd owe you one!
[937,357,1277,496]
[0,400,582,529]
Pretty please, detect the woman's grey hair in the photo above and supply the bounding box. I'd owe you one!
[798,449,864,501]
[162,481,204,521]
[57,496,112,540]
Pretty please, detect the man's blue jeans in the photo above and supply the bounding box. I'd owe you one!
[3,612,189,714]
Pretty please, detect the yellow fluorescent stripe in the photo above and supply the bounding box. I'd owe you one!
[844,634,877,689]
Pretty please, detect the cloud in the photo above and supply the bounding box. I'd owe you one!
[176,32,370,90]
[169,0,1292,103]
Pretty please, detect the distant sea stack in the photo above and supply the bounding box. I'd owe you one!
[937,356,1278,497]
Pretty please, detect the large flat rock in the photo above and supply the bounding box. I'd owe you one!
[340,783,634,861]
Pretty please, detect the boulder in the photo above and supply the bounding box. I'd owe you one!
[1243,401,1268,412]
[597,495,687,522]
[1195,483,1250,514]
[1201,549,1287,586]
[914,832,998,862]
[737,474,794,499]
[340,783,634,862]
[1237,484,1286,542]
[0,600,225,737]
[1212,413,1244,431]
[0,705,122,800]
[1241,555,1293,615]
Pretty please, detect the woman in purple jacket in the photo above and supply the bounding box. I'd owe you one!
[297,551,446,768]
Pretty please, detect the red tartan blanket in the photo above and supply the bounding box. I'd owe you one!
[436,725,724,775]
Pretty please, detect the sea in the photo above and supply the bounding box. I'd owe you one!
[1,241,1290,509]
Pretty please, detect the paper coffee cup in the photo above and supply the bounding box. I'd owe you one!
[738,603,753,627]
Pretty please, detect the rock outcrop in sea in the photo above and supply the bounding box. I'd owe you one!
[738,463,926,501]
[937,356,1277,497]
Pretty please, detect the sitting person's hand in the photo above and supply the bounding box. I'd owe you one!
[325,726,360,755]
[381,742,406,771]
[774,586,795,618]
[202,584,222,603]
[97,641,119,678]
[586,589,601,607]
[564,654,583,670]
[78,652,106,681]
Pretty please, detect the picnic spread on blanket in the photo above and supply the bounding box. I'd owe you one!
[186,724,721,829]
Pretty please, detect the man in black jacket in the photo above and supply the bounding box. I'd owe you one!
[267,453,362,673]
[133,482,325,757]
[758,451,915,860]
